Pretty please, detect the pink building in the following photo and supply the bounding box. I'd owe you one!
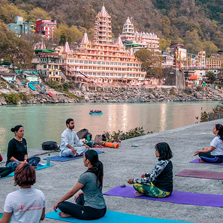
[120,17,160,52]
[60,6,146,86]
[36,19,57,38]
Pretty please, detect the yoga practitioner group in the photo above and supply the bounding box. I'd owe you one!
[0,121,223,223]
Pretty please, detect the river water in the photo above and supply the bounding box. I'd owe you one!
[0,101,220,153]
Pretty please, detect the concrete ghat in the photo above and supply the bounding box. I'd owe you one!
[0,119,223,223]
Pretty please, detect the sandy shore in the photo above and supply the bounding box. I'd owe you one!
[1,119,223,223]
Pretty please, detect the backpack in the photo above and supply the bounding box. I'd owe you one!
[94,135,103,144]
[42,141,60,152]
[77,128,89,139]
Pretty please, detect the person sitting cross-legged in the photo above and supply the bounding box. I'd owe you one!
[194,124,223,163]
[127,142,173,198]
[60,118,90,157]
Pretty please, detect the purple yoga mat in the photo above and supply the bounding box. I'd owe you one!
[190,158,223,165]
[176,169,223,180]
[104,186,223,207]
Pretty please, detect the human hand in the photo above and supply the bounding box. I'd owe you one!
[71,148,77,155]
[141,173,146,178]
[127,179,134,184]
[84,144,90,150]
[74,192,83,203]
[194,151,200,156]
[53,201,60,212]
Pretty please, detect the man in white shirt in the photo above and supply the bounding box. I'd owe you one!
[60,118,90,157]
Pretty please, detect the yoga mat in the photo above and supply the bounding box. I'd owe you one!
[104,186,223,207]
[176,169,223,180]
[43,151,104,162]
[0,164,53,180]
[0,213,11,222]
[46,210,191,223]
[190,158,223,165]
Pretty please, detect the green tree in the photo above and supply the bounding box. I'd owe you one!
[159,38,171,51]
[0,0,27,23]
[0,21,33,69]
[135,49,163,79]
[54,24,83,45]
[206,71,216,84]
[27,7,51,23]
[203,41,218,54]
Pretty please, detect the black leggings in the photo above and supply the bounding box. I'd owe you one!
[58,194,106,220]
[0,167,13,177]
[199,152,223,163]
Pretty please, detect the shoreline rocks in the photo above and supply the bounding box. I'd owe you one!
[1,86,223,105]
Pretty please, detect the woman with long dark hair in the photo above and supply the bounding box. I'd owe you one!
[53,150,106,220]
[6,125,40,170]
[194,124,223,163]
[0,163,45,223]
[127,142,173,198]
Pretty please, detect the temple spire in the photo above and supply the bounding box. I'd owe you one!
[116,36,124,47]
[129,48,134,57]
[81,33,89,45]
[63,42,70,53]
[93,5,112,44]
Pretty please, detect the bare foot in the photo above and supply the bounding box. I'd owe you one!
[76,153,83,157]
[134,191,144,197]
[59,212,71,218]
[198,158,205,163]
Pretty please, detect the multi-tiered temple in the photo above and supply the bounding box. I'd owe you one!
[120,17,159,52]
[60,6,146,85]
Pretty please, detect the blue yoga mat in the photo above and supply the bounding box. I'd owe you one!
[46,210,191,223]
[0,164,53,180]
[190,158,223,165]
[43,151,104,162]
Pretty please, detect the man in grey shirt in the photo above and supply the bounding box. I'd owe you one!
[60,118,90,157]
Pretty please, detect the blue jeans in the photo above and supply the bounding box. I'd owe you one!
[7,157,41,171]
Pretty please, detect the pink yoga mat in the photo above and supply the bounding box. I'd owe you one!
[104,186,223,207]
[176,169,223,180]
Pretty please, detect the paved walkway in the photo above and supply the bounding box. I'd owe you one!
[1,119,223,223]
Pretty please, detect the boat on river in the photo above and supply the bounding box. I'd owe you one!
[28,83,36,91]
[89,110,103,115]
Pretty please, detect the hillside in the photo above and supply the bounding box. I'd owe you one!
[2,0,223,54]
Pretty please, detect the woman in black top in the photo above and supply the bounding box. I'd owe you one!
[127,142,173,198]
[6,125,40,170]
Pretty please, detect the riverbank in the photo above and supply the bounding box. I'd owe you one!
[0,119,222,222]
[1,84,223,105]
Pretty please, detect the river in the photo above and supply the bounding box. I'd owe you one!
[0,101,220,153]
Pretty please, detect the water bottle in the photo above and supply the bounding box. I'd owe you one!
[46,154,51,166]
[87,134,90,142]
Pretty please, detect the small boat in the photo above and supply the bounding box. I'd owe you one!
[48,92,55,97]
[89,110,103,115]
[28,83,36,91]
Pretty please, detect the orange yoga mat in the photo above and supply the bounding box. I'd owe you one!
[100,141,119,148]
